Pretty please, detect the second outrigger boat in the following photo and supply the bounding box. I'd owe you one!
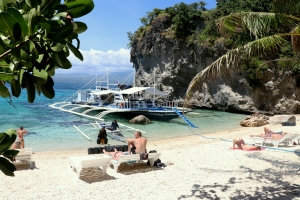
[73,121,146,143]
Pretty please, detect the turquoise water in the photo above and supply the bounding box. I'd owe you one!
[0,82,247,152]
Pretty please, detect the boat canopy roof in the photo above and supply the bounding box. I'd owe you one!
[118,87,168,96]
[89,87,168,96]
[89,89,117,95]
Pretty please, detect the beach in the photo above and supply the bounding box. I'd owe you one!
[1,121,300,200]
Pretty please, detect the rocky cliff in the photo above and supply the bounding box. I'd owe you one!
[130,15,300,115]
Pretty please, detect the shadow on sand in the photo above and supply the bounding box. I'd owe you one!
[178,153,300,199]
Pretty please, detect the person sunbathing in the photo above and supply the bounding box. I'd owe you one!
[233,138,261,150]
[250,126,287,139]
[103,148,124,160]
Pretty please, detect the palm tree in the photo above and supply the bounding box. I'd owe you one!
[185,0,300,101]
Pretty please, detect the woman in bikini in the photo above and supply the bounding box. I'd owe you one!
[250,126,286,139]
[13,126,28,149]
[233,138,261,150]
[103,148,124,160]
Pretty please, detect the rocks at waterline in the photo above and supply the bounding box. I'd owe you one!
[240,113,269,127]
[129,115,151,124]
[267,115,296,125]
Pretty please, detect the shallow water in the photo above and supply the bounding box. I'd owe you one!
[0,82,247,152]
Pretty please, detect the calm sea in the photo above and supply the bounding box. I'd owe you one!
[0,81,247,152]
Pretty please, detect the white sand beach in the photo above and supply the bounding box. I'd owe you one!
[1,120,300,200]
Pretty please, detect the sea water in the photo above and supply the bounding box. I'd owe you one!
[0,81,247,152]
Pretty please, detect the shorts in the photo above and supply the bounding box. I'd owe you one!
[15,139,22,148]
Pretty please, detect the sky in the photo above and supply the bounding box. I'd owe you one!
[57,0,217,75]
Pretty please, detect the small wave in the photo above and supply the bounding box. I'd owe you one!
[25,131,38,136]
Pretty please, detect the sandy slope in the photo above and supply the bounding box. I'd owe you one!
[1,120,300,200]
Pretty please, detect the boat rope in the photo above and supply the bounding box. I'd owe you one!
[187,125,217,140]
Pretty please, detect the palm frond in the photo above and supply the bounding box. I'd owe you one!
[272,0,300,15]
[184,35,287,101]
[218,12,299,39]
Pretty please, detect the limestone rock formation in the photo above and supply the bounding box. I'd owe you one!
[240,113,269,127]
[129,115,151,124]
[268,115,296,124]
[130,15,300,114]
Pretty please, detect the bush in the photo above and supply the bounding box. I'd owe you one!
[242,57,268,85]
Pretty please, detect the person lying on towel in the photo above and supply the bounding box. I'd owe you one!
[103,148,124,160]
[233,138,261,151]
[250,126,287,139]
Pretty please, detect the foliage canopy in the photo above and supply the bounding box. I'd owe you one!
[0,0,94,176]
[0,0,94,103]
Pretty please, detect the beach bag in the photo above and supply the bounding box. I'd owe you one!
[88,148,94,155]
[154,159,162,166]
[123,145,128,152]
[115,145,123,151]
[98,147,104,154]
[97,138,100,144]
[93,147,99,154]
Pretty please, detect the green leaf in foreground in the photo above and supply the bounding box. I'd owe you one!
[64,0,94,18]
[11,78,21,97]
[0,157,16,176]
[0,81,10,98]
[67,43,83,61]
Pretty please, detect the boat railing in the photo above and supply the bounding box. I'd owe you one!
[157,101,178,108]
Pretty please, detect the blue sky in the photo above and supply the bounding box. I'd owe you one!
[59,0,217,75]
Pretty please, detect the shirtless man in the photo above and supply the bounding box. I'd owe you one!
[15,126,28,149]
[250,126,287,139]
[126,131,147,154]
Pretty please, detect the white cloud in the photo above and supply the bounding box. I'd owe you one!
[56,48,133,74]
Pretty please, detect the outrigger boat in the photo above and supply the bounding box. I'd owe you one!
[49,72,198,127]
[73,121,146,142]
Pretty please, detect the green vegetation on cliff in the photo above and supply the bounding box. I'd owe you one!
[186,0,300,98]
[129,0,300,89]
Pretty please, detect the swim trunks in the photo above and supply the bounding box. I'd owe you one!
[140,153,148,160]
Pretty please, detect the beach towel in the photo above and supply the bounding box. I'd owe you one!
[229,147,266,151]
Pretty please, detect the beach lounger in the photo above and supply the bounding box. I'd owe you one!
[14,148,33,168]
[104,152,162,172]
[251,133,299,148]
[108,154,140,172]
[68,155,111,179]
[148,153,161,167]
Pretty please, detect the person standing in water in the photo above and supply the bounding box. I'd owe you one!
[12,126,28,149]
[111,119,120,131]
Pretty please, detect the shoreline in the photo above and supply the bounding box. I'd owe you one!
[2,118,300,199]
[31,117,299,153]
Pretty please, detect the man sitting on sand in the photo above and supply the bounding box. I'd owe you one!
[127,131,147,154]
[250,126,287,139]
[233,138,261,151]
